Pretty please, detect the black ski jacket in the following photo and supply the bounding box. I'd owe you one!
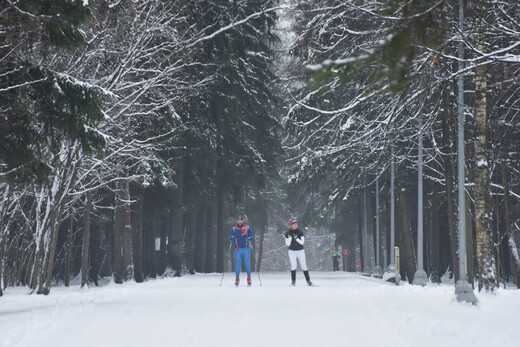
[285,228,304,251]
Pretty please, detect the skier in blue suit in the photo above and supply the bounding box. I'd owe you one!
[229,216,254,286]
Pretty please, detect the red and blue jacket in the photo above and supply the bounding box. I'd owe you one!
[229,224,254,248]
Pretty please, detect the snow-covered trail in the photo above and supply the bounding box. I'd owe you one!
[1,272,519,347]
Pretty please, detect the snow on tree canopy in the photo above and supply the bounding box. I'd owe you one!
[477,159,488,168]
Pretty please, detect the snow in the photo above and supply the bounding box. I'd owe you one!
[306,54,371,72]
[341,117,354,130]
[55,72,117,99]
[477,159,488,168]
[499,54,520,63]
[1,272,519,347]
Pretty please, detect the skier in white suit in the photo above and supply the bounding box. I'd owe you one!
[284,219,313,286]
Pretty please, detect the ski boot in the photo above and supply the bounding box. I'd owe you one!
[290,280,296,286]
[247,276,252,286]
[304,271,312,286]
[235,276,240,287]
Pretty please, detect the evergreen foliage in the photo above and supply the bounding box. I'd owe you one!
[0,0,103,183]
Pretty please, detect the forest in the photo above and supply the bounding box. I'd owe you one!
[0,0,519,296]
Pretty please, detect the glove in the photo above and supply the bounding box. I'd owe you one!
[284,232,290,238]
[230,236,235,241]
[248,237,252,241]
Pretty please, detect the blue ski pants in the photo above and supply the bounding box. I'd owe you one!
[235,247,251,277]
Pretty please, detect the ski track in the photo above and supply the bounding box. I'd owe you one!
[0,272,519,347]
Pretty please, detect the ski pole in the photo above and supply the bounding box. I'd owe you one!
[220,241,233,286]
[249,239,262,286]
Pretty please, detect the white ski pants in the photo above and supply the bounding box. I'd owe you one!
[288,249,308,271]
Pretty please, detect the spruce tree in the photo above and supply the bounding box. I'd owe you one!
[0,0,104,184]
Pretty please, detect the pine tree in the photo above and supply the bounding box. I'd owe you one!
[0,0,105,184]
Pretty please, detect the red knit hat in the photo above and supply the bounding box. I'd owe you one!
[289,219,298,225]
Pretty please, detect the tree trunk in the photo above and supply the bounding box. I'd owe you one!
[250,189,267,272]
[473,19,495,291]
[430,182,440,279]
[142,217,150,278]
[122,178,133,280]
[40,145,81,294]
[114,177,133,283]
[90,219,101,286]
[466,194,476,285]
[358,198,364,271]
[147,213,157,278]
[105,209,114,279]
[368,186,375,269]
[31,237,43,291]
[145,202,158,278]
[32,188,60,293]
[205,204,216,273]
[194,205,208,273]
[398,184,417,283]
[0,185,11,296]
[441,83,460,280]
[40,195,73,293]
[64,209,74,287]
[342,243,347,271]
[494,191,502,287]
[256,199,267,272]
[113,184,125,284]
[81,191,92,287]
[131,183,144,283]
[249,241,256,274]
[184,207,197,274]
[257,225,266,272]
[169,159,185,277]
[348,236,356,272]
[158,212,168,275]
[500,150,520,288]
[183,157,198,275]
[39,213,62,295]
[0,227,4,296]
[216,175,225,273]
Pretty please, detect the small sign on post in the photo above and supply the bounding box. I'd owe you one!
[394,246,400,285]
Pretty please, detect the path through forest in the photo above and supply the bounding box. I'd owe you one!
[1,272,518,347]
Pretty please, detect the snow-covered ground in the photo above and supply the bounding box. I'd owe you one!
[1,272,519,347]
